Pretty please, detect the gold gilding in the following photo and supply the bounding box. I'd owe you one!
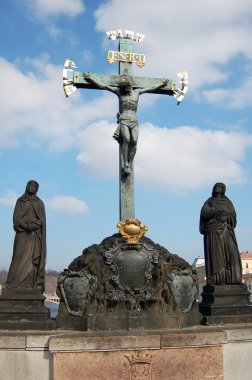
[107,50,145,67]
[117,219,148,244]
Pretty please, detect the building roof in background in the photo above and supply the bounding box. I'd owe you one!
[240,252,252,259]
[192,257,205,267]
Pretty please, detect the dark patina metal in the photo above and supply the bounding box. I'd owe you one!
[167,268,198,313]
[105,243,159,305]
[58,269,97,316]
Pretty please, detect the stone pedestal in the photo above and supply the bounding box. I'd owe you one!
[2,325,252,379]
[56,234,201,331]
[50,329,226,380]
[0,286,55,330]
[56,303,200,331]
[199,284,252,325]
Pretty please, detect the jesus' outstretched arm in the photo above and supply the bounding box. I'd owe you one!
[139,79,168,95]
[83,72,119,95]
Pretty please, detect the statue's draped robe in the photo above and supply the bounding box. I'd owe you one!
[200,196,242,284]
[6,194,46,291]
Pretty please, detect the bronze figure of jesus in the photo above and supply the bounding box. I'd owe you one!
[63,32,185,219]
[84,73,167,175]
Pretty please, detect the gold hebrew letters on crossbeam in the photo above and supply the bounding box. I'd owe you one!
[107,50,145,67]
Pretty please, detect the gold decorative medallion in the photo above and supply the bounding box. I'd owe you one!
[117,219,148,244]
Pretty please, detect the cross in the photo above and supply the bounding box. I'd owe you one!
[63,30,188,221]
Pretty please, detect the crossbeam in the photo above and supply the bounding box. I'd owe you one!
[72,71,176,95]
[63,31,188,222]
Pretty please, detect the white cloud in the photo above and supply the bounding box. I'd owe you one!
[76,121,252,192]
[76,120,118,178]
[0,55,117,150]
[202,76,252,109]
[0,54,161,152]
[21,0,85,41]
[79,49,95,65]
[1,12,252,195]
[45,24,62,40]
[0,190,88,214]
[1,51,250,193]
[95,0,252,107]
[0,191,18,207]
[45,195,89,213]
[23,0,85,19]
[136,124,252,192]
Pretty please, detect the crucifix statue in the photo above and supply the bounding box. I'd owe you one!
[63,29,188,221]
[83,72,168,176]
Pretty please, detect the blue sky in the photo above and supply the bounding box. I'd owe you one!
[1,0,252,271]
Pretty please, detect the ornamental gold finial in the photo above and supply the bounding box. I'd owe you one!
[117,219,148,244]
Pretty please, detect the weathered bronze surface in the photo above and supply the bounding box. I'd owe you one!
[63,32,187,220]
[56,234,200,330]
[0,181,53,329]
[59,31,195,331]
[198,183,252,324]
[105,242,158,305]
[167,268,198,312]
[83,72,168,176]
[58,269,97,316]
[200,182,242,285]
[6,180,47,293]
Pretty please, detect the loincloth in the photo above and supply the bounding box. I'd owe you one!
[113,115,138,142]
[119,118,138,130]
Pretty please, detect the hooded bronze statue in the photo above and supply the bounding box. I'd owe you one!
[6,180,46,292]
[200,182,242,285]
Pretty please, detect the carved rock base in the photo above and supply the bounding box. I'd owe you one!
[88,309,200,331]
[56,234,201,330]
[56,305,200,331]
[199,284,252,325]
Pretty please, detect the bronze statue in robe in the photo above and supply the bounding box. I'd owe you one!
[6,180,46,292]
[200,182,242,285]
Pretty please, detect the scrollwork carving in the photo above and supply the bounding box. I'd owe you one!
[58,268,97,316]
[104,243,159,306]
[167,267,198,312]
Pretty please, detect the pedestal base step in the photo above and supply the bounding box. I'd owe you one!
[199,284,252,325]
[0,287,55,330]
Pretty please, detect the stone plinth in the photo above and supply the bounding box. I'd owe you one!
[0,286,55,330]
[50,330,226,380]
[199,284,252,325]
[1,325,252,379]
[56,304,200,331]
[53,346,222,380]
